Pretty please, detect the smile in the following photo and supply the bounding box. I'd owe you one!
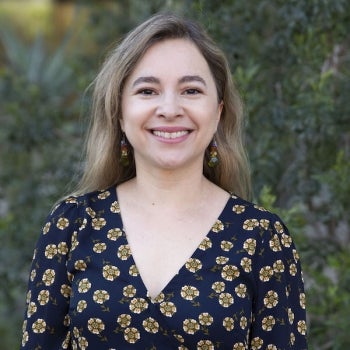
[152,130,189,139]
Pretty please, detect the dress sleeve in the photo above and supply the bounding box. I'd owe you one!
[20,198,80,349]
[249,214,308,349]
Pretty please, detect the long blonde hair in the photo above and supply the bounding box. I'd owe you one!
[75,13,251,199]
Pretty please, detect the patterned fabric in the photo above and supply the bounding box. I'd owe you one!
[20,187,307,349]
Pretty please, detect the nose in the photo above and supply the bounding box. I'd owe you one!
[156,92,183,119]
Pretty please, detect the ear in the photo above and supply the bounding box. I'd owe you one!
[215,101,224,128]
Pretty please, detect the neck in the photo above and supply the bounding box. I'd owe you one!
[126,163,213,209]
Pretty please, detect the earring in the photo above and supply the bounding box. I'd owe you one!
[120,134,129,167]
[208,139,219,168]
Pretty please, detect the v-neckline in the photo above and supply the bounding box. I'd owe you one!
[110,186,232,302]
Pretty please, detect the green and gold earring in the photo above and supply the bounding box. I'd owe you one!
[208,139,219,168]
[120,134,129,167]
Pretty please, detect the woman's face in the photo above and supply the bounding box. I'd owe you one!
[121,38,222,173]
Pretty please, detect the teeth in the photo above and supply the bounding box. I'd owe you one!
[153,130,189,139]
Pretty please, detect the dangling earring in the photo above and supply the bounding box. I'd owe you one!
[208,138,219,168]
[120,134,129,167]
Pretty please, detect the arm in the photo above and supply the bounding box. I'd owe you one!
[249,214,308,349]
[20,198,79,349]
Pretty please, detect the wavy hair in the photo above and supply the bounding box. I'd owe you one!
[75,13,251,199]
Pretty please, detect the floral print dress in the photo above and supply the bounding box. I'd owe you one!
[20,187,307,349]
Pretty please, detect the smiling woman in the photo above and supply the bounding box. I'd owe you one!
[19,13,308,350]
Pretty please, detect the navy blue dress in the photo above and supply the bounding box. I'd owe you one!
[20,187,307,349]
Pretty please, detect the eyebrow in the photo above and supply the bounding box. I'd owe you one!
[131,75,207,87]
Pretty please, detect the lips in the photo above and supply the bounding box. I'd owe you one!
[152,130,189,139]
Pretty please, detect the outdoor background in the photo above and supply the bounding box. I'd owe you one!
[0,0,349,349]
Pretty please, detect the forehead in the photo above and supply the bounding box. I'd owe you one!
[128,38,212,78]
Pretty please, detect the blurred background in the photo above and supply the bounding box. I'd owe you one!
[0,0,349,349]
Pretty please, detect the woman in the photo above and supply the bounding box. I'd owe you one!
[20,13,307,349]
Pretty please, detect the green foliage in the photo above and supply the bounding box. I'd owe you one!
[0,1,349,349]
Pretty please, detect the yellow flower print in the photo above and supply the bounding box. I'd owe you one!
[289,263,297,276]
[197,340,214,349]
[300,292,306,309]
[142,317,159,334]
[281,233,292,247]
[185,258,202,273]
[216,256,229,265]
[240,257,252,273]
[93,242,107,253]
[43,222,51,235]
[240,316,247,329]
[65,197,77,204]
[78,336,88,350]
[199,237,212,250]
[30,269,36,282]
[221,240,234,251]
[274,221,284,234]
[243,219,259,231]
[79,218,87,231]
[73,327,80,338]
[183,318,200,334]
[232,204,245,214]
[212,220,224,233]
[117,244,131,260]
[288,308,295,324]
[243,238,256,255]
[71,231,79,251]
[221,264,240,281]
[27,302,37,318]
[42,269,55,286]
[21,330,29,346]
[85,207,96,218]
[273,259,285,273]
[37,290,49,306]
[181,285,199,301]
[235,283,247,298]
[93,290,110,304]
[233,343,245,350]
[262,315,276,331]
[174,333,185,343]
[78,278,91,293]
[110,200,121,213]
[297,320,307,335]
[223,317,234,331]
[259,219,270,230]
[129,265,139,277]
[211,281,225,293]
[57,217,69,230]
[58,242,68,255]
[107,228,123,241]
[129,297,149,314]
[76,300,87,313]
[103,265,120,281]
[254,204,267,212]
[92,217,106,230]
[269,234,282,252]
[290,332,296,345]
[117,313,132,328]
[87,318,105,334]
[63,314,70,327]
[26,290,31,304]
[44,244,57,259]
[153,292,165,303]
[264,290,279,308]
[266,345,277,350]
[250,336,264,349]
[198,312,213,326]
[32,318,46,333]
[259,266,274,282]
[74,260,87,271]
[60,284,71,298]
[124,327,140,344]
[123,285,136,298]
[219,292,234,307]
[98,190,110,200]
[293,248,299,261]
[160,301,177,317]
